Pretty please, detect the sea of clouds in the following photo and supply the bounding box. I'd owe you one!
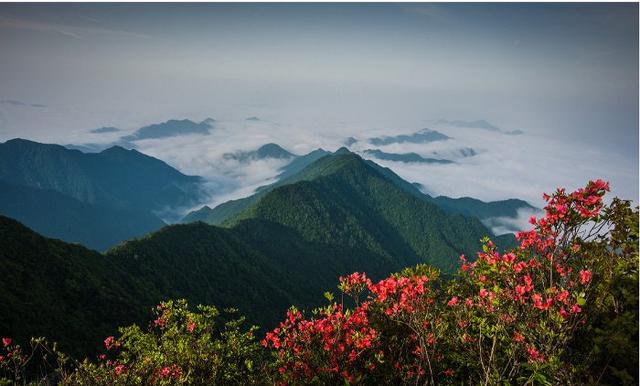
[0,101,637,234]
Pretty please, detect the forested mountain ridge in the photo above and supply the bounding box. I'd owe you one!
[0,180,165,251]
[185,146,535,233]
[0,215,148,356]
[0,150,512,356]
[0,138,203,214]
[0,138,206,249]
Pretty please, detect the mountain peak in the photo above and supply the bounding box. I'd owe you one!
[334,146,352,155]
[256,143,294,158]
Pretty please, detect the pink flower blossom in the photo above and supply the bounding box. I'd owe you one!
[579,269,592,285]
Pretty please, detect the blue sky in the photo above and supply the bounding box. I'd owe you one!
[0,3,637,208]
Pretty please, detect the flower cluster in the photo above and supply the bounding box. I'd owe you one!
[264,180,617,384]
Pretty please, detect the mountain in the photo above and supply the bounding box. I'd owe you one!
[183,148,331,224]
[122,118,213,141]
[0,180,165,251]
[222,151,495,272]
[430,196,535,221]
[362,149,453,164]
[344,137,358,146]
[0,215,149,356]
[368,129,450,146]
[1,151,517,356]
[431,147,478,159]
[64,139,137,153]
[89,126,120,134]
[0,139,203,217]
[185,146,531,230]
[223,143,294,162]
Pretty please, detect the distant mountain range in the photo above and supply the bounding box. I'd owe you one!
[122,118,214,141]
[65,118,216,153]
[430,147,478,159]
[1,149,522,356]
[0,180,165,251]
[368,128,450,146]
[0,138,205,249]
[89,126,120,134]
[362,149,453,164]
[223,143,294,162]
[184,146,532,231]
[183,147,333,224]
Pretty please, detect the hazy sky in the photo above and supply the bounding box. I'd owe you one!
[0,3,637,215]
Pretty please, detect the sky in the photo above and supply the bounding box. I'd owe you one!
[0,3,638,225]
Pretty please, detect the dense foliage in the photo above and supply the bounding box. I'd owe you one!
[1,151,503,357]
[0,216,148,357]
[261,180,638,385]
[184,149,532,229]
[1,180,637,385]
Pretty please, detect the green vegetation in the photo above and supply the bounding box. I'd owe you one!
[184,148,534,232]
[0,138,204,248]
[0,151,504,357]
[0,180,165,251]
[0,216,148,357]
[2,182,635,385]
[0,138,202,214]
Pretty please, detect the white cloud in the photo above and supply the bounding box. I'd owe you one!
[1,107,636,223]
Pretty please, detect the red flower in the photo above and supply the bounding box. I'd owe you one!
[579,269,592,285]
[153,318,166,328]
[187,321,196,333]
[2,338,11,347]
[479,288,489,298]
[502,252,516,264]
[512,331,525,343]
[571,304,582,314]
[114,364,126,376]
[559,307,569,320]
[447,296,459,306]
[556,290,570,303]
[443,368,454,377]
[527,346,545,362]
[104,336,115,350]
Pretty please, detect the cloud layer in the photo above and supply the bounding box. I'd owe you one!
[49,117,633,227]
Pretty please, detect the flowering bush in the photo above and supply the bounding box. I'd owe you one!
[63,300,263,385]
[1,180,637,385]
[262,180,638,385]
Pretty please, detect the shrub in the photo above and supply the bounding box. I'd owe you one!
[263,180,638,385]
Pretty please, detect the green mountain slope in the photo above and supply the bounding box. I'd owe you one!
[185,146,534,231]
[0,150,518,357]
[225,152,493,273]
[0,180,165,251]
[431,196,535,220]
[0,216,148,356]
[0,138,203,216]
[183,148,331,224]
